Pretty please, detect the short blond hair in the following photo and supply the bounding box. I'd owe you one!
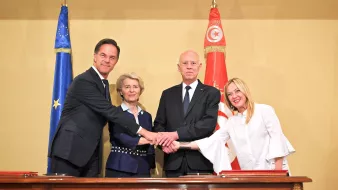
[116,72,145,96]
[224,78,255,124]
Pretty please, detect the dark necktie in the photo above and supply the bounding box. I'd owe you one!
[183,86,191,115]
[102,79,110,101]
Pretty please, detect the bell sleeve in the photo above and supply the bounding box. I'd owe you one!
[261,105,295,161]
[195,122,232,174]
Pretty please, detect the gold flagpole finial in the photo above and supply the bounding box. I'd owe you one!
[211,0,217,8]
[61,0,67,6]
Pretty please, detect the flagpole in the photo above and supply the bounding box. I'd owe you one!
[211,0,217,8]
[48,0,73,173]
[62,0,67,6]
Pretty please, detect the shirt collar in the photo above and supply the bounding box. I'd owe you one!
[235,109,247,118]
[182,80,198,91]
[121,102,143,115]
[91,65,105,80]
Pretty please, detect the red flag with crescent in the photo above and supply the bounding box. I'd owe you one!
[203,7,241,170]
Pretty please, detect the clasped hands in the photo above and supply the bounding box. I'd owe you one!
[142,130,179,154]
[156,132,181,154]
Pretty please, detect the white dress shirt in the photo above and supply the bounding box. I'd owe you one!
[182,80,198,102]
[121,102,144,125]
[195,103,295,174]
[91,66,105,86]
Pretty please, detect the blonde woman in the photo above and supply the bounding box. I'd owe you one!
[171,78,295,174]
[105,73,155,177]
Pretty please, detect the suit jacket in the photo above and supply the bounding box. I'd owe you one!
[154,80,220,171]
[48,67,140,169]
[106,106,155,174]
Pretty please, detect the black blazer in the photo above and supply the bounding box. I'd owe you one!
[154,80,220,171]
[48,67,140,169]
[106,106,155,174]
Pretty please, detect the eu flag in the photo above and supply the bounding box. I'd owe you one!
[47,5,73,173]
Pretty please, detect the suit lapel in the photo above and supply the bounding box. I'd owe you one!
[107,91,112,102]
[173,84,185,119]
[88,67,105,97]
[184,81,205,118]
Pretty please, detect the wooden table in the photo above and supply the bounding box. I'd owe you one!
[0,176,312,190]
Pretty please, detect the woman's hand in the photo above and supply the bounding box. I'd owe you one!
[162,141,180,154]
[274,157,283,170]
[172,141,180,151]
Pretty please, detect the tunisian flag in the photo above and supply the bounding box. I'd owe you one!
[203,7,241,170]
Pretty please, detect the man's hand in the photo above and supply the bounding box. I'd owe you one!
[157,132,179,146]
[138,128,158,145]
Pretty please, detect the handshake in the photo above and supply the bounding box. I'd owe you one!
[140,129,180,154]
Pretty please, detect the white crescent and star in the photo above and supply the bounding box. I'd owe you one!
[206,25,223,43]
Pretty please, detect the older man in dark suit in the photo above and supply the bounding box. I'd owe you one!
[48,38,157,177]
[154,50,220,177]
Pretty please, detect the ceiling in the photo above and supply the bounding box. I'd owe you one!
[1,0,337,20]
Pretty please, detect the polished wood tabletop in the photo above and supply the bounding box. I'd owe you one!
[0,175,312,190]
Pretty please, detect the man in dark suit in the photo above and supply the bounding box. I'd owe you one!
[154,50,220,177]
[48,38,157,177]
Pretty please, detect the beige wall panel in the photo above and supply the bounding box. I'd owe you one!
[0,10,337,190]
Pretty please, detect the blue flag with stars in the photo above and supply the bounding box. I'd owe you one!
[47,5,73,173]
